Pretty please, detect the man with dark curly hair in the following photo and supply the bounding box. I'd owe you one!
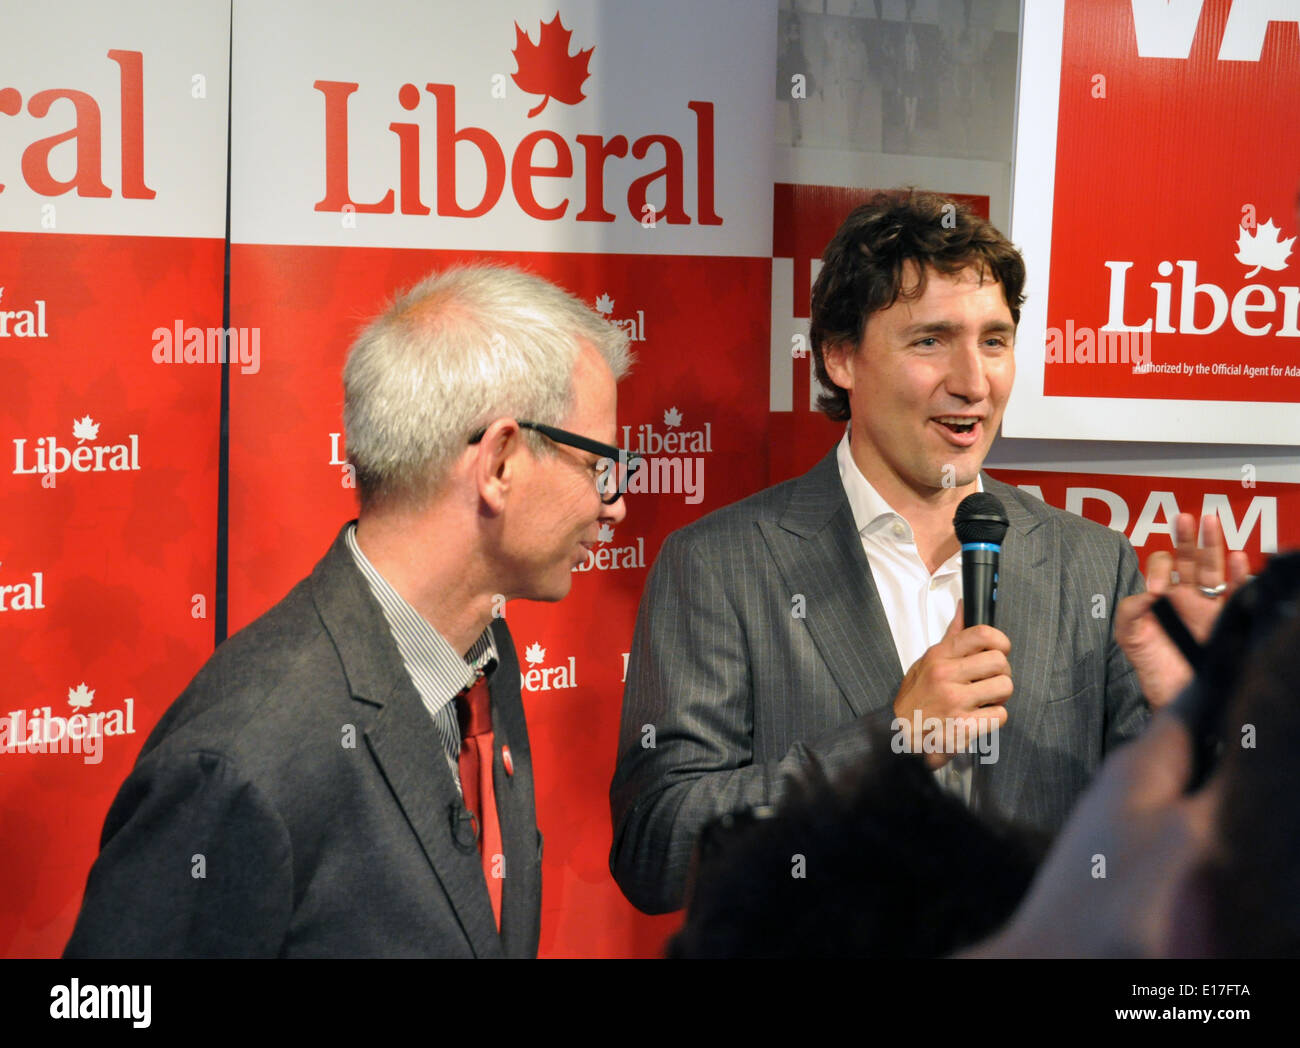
[610,190,1238,916]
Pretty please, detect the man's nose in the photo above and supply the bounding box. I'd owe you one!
[603,489,629,526]
[946,342,991,402]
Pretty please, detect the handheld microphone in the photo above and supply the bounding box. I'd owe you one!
[954,493,1009,627]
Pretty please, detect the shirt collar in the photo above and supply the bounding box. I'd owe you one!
[835,430,983,546]
[344,521,498,698]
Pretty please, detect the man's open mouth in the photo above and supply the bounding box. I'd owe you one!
[933,416,980,435]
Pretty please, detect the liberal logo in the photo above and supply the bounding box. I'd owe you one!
[0,682,138,766]
[0,50,153,202]
[512,14,593,118]
[0,286,48,338]
[12,415,140,480]
[1236,219,1295,279]
[0,559,44,612]
[520,642,577,692]
[572,524,645,573]
[1105,216,1300,338]
[313,11,720,225]
[620,407,709,504]
[595,293,646,342]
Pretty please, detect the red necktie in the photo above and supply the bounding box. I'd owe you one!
[456,675,503,931]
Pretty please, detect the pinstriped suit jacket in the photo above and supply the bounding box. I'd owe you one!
[609,447,1149,914]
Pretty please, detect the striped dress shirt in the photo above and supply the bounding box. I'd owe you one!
[345,522,497,791]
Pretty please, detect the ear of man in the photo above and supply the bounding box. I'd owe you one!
[821,336,858,391]
[472,418,525,514]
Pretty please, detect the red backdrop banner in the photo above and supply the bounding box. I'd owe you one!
[0,2,229,957]
[226,0,776,958]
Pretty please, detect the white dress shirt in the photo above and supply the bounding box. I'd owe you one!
[836,432,980,801]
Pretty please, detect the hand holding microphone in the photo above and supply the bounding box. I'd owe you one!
[891,494,1013,766]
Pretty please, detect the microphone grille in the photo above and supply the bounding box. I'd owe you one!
[954,492,1009,545]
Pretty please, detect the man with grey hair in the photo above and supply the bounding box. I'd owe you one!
[65,264,634,958]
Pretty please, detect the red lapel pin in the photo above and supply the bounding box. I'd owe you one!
[502,745,514,777]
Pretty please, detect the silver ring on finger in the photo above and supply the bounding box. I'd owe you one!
[1198,582,1228,599]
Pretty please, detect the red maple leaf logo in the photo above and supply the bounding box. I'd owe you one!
[511,13,593,118]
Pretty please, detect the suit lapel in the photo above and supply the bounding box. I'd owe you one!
[973,477,1060,823]
[310,525,503,957]
[758,447,903,717]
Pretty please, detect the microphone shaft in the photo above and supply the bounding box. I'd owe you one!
[961,544,1000,627]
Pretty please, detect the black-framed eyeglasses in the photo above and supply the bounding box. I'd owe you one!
[468,419,643,505]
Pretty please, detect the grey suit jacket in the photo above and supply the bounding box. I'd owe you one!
[65,523,542,958]
[610,447,1148,914]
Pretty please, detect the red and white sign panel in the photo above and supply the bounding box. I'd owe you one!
[230,0,767,257]
[0,1,229,958]
[988,467,1292,574]
[228,0,774,958]
[1007,0,1300,443]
